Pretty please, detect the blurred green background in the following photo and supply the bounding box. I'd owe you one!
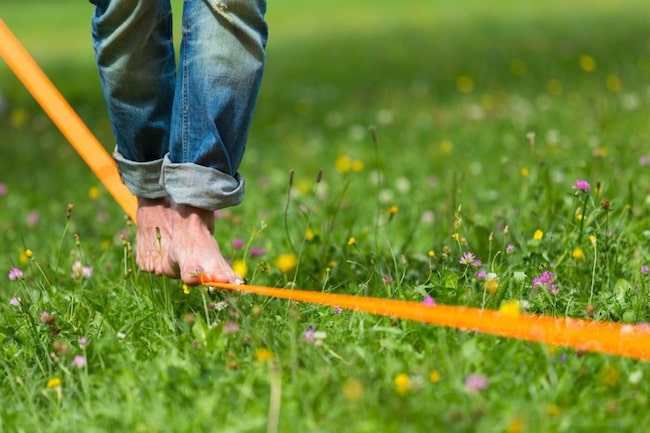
[2,0,650,234]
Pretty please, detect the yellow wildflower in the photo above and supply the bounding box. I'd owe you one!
[440,138,453,155]
[520,167,529,177]
[485,273,500,294]
[296,179,311,194]
[429,370,441,383]
[589,235,597,245]
[255,348,274,362]
[10,108,28,128]
[388,205,399,216]
[579,54,596,72]
[342,378,364,402]
[506,418,524,433]
[572,247,584,261]
[606,74,622,92]
[456,75,474,93]
[347,237,356,246]
[231,259,248,278]
[25,249,33,259]
[427,250,435,258]
[394,373,411,395]
[599,363,620,387]
[304,228,315,241]
[19,251,28,265]
[47,377,62,389]
[275,253,297,274]
[351,160,364,172]
[499,300,521,318]
[547,404,561,417]
[335,155,352,173]
[533,230,543,240]
[182,284,190,295]
[88,186,101,200]
[547,79,563,96]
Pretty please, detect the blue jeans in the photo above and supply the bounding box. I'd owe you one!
[89,0,267,210]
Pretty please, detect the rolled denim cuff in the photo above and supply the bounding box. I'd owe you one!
[161,155,244,211]
[113,150,168,199]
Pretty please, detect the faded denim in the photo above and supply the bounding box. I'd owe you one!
[90,0,267,210]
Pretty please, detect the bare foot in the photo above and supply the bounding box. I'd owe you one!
[135,197,175,276]
[163,203,240,285]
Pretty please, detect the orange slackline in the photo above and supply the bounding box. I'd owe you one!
[3,18,649,362]
[0,18,137,222]
[207,282,650,361]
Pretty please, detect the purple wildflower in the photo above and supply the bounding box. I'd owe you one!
[422,294,436,306]
[223,321,239,334]
[232,238,245,249]
[0,183,6,196]
[71,355,86,368]
[249,247,265,258]
[71,261,93,279]
[8,268,23,281]
[459,252,476,266]
[532,270,559,294]
[9,297,21,307]
[476,269,487,279]
[302,327,316,343]
[78,336,89,347]
[383,274,394,284]
[333,306,342,315]
[573,179,591,193]
[464,374,489,393]
[640,156,650,167]
[506,244,515,254]
[642,265,649,275]
[26,211,40,227]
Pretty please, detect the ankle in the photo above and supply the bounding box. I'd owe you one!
[137,196,170,208]
[173,203,215,232]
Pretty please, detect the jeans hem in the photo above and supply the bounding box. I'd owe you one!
[113,150,168,199]
[160,155,244,211]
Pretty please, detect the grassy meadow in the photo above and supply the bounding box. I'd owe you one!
[3,0,650,431]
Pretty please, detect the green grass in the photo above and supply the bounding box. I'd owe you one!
[3,0,650,431]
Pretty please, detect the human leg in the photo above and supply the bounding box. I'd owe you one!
[90,0,177,273]
[161,0,268,284]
